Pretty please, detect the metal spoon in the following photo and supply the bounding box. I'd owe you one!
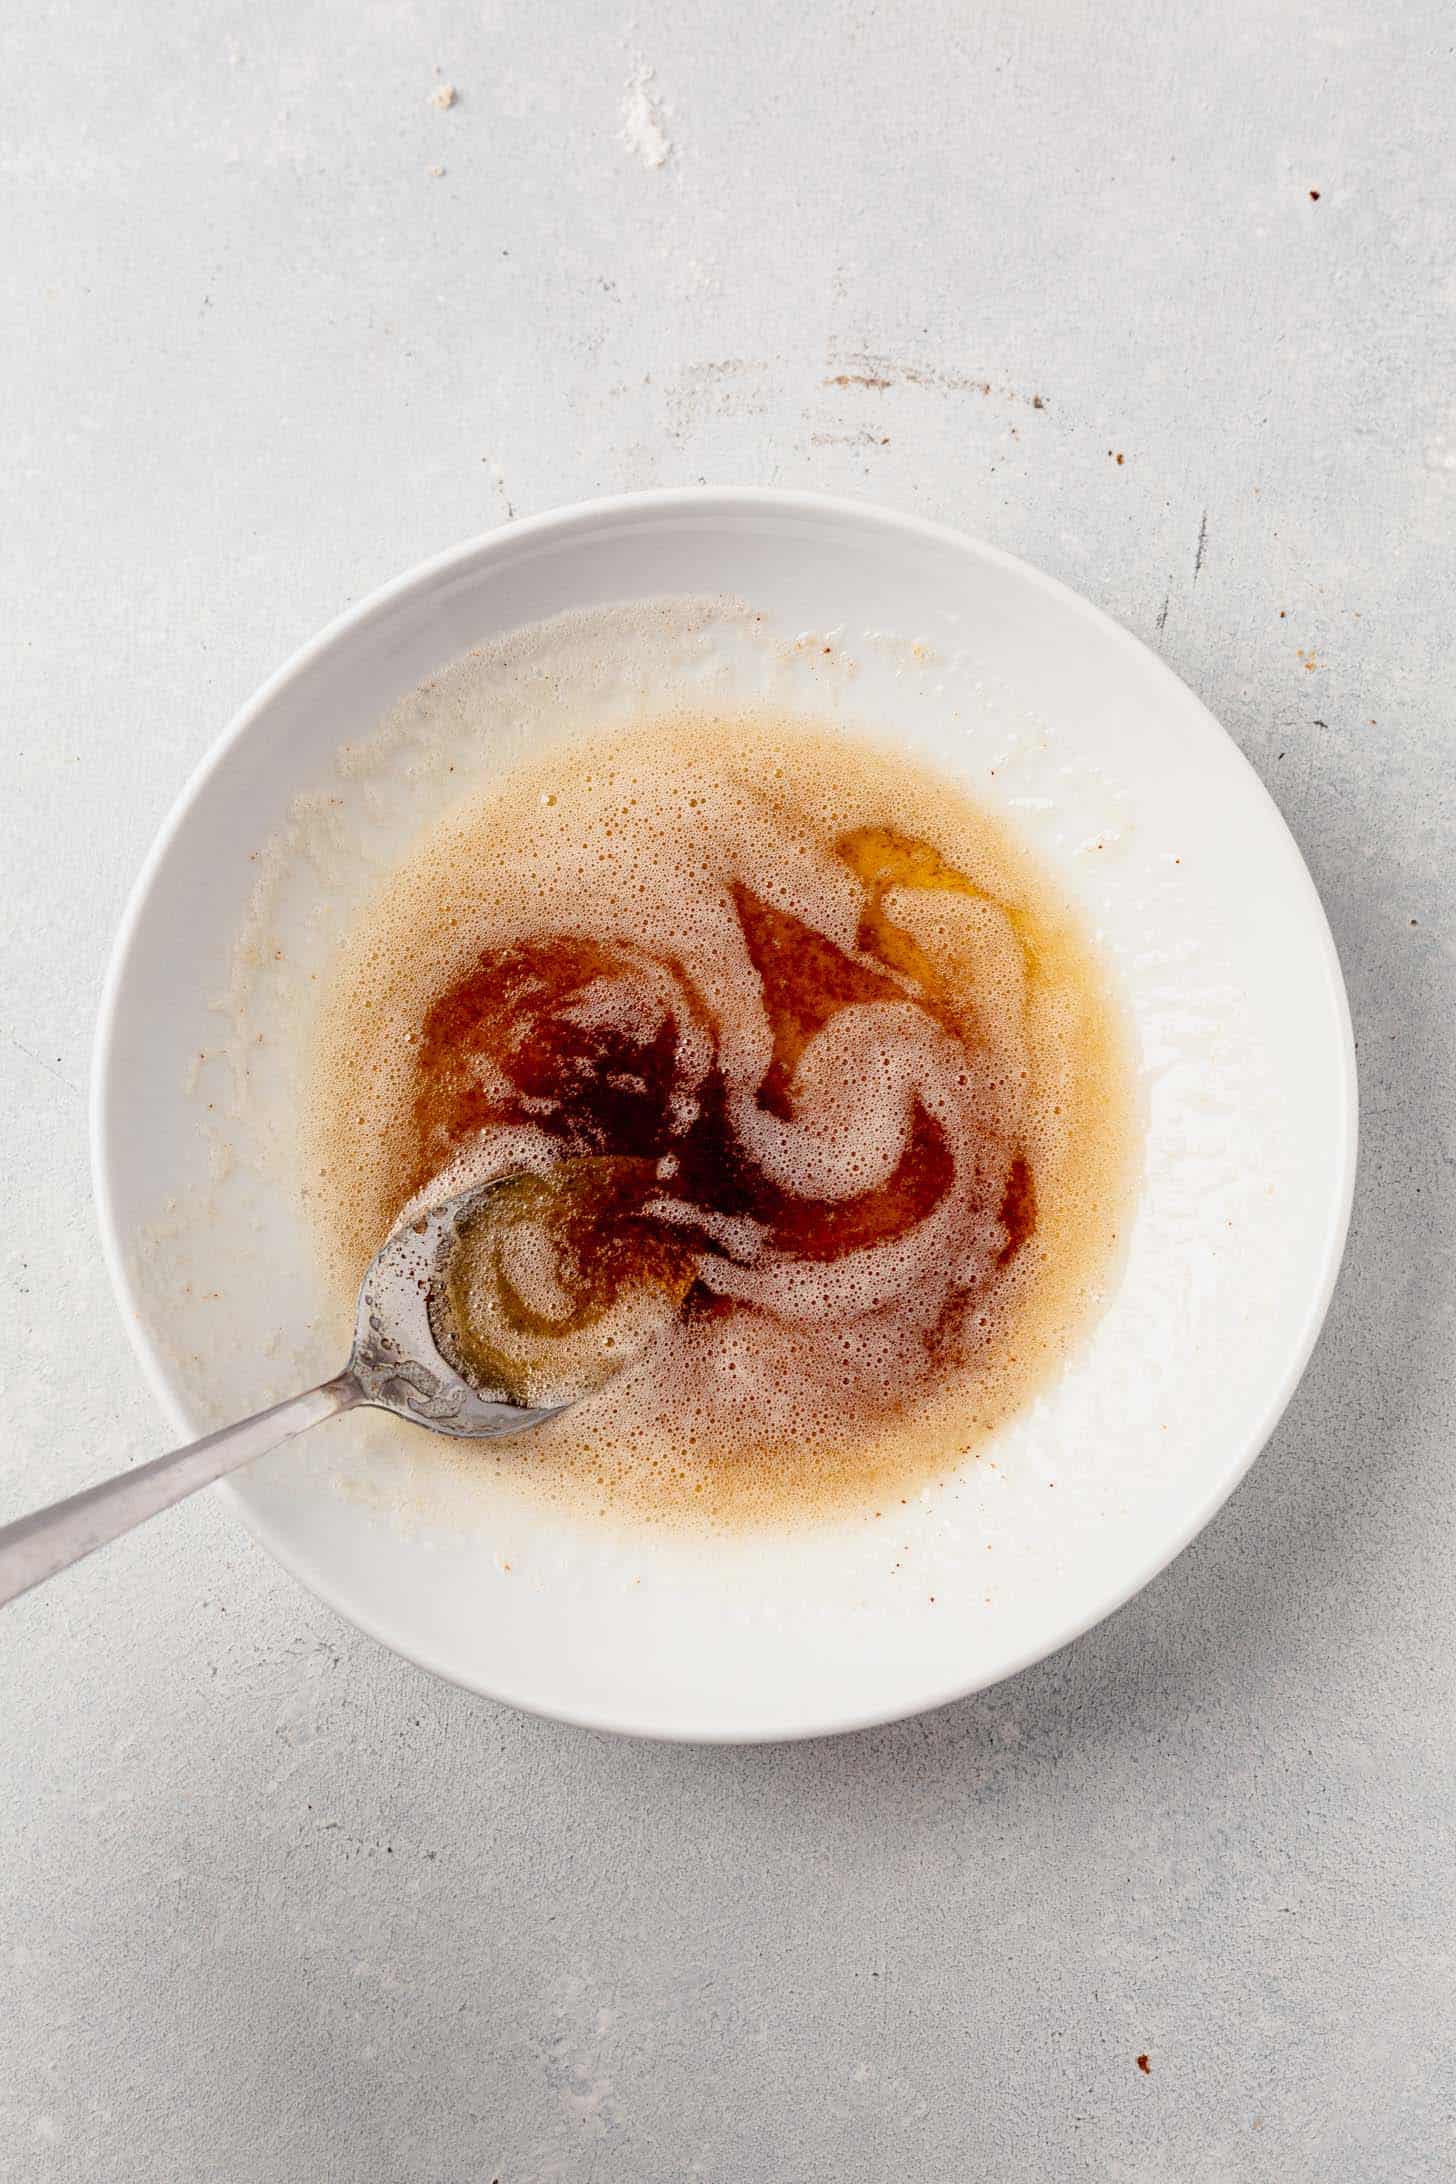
[0,1176,588,1612]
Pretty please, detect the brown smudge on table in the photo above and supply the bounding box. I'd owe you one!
[810,428,892,447]
[822,353,1051,406]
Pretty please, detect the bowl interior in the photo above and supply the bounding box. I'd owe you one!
[94,492,1355,1739]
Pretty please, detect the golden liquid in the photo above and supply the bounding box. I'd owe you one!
[432,1159,697,1407]
[303,710,1135,1524]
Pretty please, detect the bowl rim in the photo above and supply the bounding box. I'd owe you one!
[90,485,1359,1741]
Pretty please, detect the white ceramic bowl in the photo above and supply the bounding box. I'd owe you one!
[93,489,1356,1741]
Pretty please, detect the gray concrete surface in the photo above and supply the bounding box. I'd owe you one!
[2,3,1454,2177]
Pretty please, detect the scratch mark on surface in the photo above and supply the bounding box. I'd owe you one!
[1193,509,1209,582]
[5,1035,81,1100]
[482,456,515,522]
[1156,593,1170,635]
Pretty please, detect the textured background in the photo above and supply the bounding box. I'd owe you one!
[2,4,1454,2178]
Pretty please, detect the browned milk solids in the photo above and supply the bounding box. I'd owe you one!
[304,712,1134,1523]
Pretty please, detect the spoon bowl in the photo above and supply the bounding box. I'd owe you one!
[0,1170,613,1610]
[348,1179,574,1438]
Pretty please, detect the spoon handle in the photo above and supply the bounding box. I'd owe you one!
[0,1374,361,1611]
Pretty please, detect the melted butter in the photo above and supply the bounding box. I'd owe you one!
[433,1158,696,1408]
[304,709,1136,1526]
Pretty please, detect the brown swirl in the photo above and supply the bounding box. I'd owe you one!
[304,711,1130,1519]
[403,831,1033,1381]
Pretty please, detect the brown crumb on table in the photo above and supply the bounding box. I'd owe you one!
[1309,188,1321,200]
[431,83,457,109]
[1137,2054,1151,2074]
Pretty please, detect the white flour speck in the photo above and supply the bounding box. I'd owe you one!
[620,66,672,168]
